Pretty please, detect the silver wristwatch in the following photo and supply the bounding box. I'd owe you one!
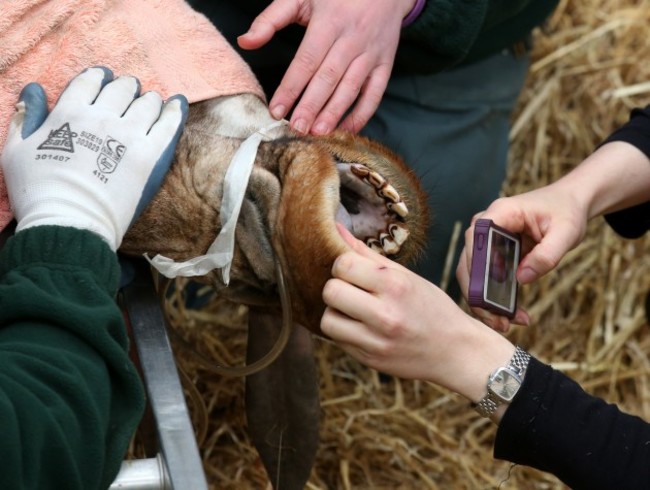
[474,346,531,418]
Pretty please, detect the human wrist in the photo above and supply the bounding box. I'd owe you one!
[401,0,426,28]
[430,314,516,403]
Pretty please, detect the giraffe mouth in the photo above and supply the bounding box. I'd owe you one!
[336,163,409,256]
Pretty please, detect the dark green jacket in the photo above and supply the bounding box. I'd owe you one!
[0,226,144,490]
[399,0,560,73]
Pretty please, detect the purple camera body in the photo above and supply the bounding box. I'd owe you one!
[468,219,521,318]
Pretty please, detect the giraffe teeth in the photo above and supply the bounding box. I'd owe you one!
[387,201,408,218]
[380,233,400,255]
[389,224,409,246]
[366,238,385,255]
[367,171,386,189]
[379,183,400,203]
[350,163,370,178]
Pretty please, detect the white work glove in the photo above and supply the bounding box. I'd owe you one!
[1,66,188,250]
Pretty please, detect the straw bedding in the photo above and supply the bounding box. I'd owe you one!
[150,0,650,487]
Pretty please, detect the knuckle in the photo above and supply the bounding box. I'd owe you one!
[332,252,355,275]
[321,279,339,303]
[535,249,560,270]
[315,64,341,88]
[294,50,320,75]
[280,83,305,102]
[371,339,392,359]
[338,72,364,95]
[382,317,406,341]
[375,306,406,339]
[383,273,410,298]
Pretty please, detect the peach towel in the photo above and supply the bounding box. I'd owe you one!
[0,0,264,230]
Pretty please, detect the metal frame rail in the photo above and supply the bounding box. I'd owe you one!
[111,260,209,490]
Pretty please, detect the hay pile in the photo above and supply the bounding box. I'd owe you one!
[163,0,650,488]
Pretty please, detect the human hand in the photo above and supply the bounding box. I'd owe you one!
[1,67,188,251]
[320,223,510,388]
[456,186,590,332]
[238,0,415,135]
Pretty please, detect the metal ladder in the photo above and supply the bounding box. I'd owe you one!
[111,259,209,490]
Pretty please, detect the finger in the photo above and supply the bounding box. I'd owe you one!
[122,91,163,133]
[145,95,188,142]
[335,223,397,268]
[460,221,479,283]
[330,251,390,295]
[513,308,530,326]
[57,66,113,106]
[237,0,298,50]
[455,250,471,299]
[516,232,571,284]
[322,278,385,330]
[310,54,372,135]
[132,95,188,221]
[10,83,48,140]
[269,27,335,125]
[338,63,391,134]
[291,40,356,135]
[93,75,141,115]
[321,306,370,345]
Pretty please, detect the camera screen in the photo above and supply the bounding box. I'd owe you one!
[485,228,519,311]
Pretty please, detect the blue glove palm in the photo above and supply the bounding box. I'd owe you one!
[1,66,188,250]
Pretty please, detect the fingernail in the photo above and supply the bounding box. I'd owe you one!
[518,312,531,326]
[518,267,537,284]
[270,104,286,120]
[312,121,330,135]
[292,118,307,134]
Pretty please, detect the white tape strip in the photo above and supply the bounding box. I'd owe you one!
[145,120,287,285]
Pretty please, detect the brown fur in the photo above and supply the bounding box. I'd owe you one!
[121,95,429,335]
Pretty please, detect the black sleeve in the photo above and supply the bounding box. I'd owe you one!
[601,105,650,238]
[494,357,650,490]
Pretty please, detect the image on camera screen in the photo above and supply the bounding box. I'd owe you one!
[485,229,519,311]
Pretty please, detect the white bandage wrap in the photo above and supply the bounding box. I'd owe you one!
[145,120,287,285]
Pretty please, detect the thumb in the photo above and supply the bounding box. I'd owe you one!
[8,83,49,141]
[237,0,299,49]
[517,229,576,284]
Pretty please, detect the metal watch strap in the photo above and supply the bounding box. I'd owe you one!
[474,346,531,418]
[509,346,531,375]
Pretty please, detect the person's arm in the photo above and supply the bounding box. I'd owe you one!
[0,67,188,489]
[321,225,650,489]
[0,226,142,490]
[600,105,650,238]
[497,358,650,490]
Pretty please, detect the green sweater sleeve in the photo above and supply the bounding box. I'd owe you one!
[0,226,145,490]
[396,0,559,74]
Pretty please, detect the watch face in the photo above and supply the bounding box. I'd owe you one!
[490,368,521,402]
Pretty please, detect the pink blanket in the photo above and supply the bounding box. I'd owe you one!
[0,0,265,230]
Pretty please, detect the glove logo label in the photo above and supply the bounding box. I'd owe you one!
[96,137,126,174]
[37,122,77,153]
